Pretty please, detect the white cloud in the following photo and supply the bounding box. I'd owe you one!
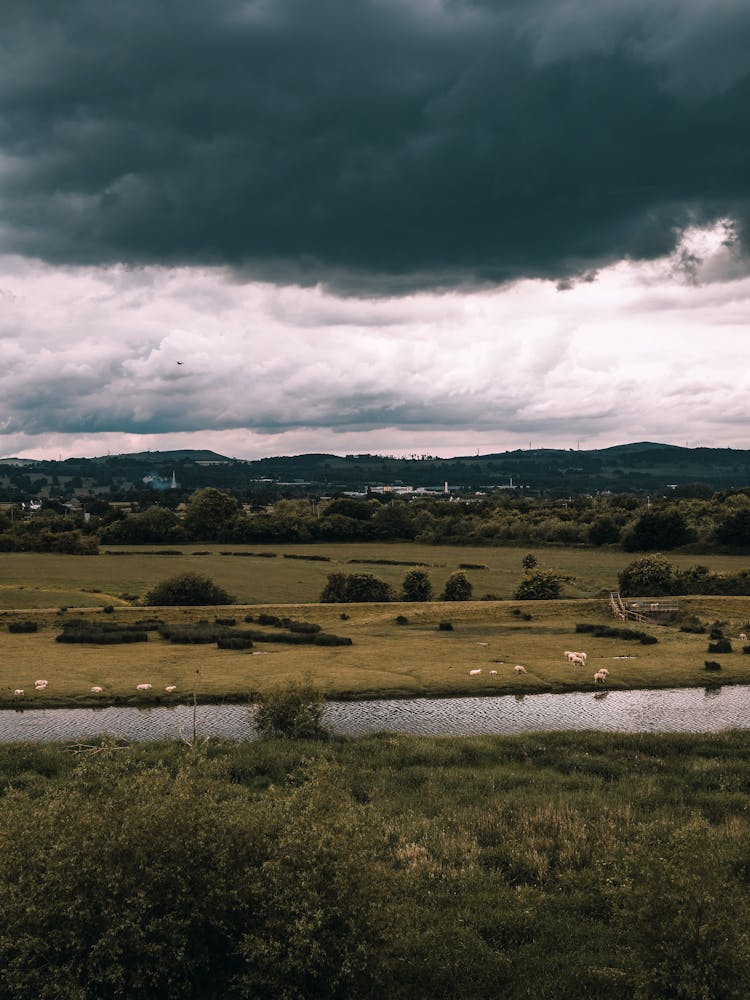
[1,232,749,460]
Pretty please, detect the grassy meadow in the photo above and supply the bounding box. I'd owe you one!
[3,540,750,609]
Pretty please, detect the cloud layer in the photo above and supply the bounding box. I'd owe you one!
[2,238,750,459]
[1,0,749,291]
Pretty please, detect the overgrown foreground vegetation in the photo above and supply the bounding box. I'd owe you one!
[1,732,750,999]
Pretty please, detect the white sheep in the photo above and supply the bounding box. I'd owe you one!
[136,683,152,691]
[165,685,177,693]
[577,651,588,663]
[598,668,610,678]
[34,679,48,689]
[594,670,607,684]
[514,664,527,674]
[569,653,586,666]
[469,668,482,676]
[14,689,24,696]
[740,633,748,641]
[564,650,576,661]
[90,686,103,694]
[489,669,497,676]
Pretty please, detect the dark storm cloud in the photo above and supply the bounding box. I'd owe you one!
[1,0,749,291]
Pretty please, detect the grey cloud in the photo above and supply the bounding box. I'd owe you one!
[1,0,749,292]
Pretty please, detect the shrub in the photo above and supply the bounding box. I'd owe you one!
[214,617,236,626]
[704,661,722,671]
[144,572,234,606]
[320,572,392,603]
[102,605,114,614]
[640,634,658,645]
[438,621,454,631]
[158,624,232,644]
[287,622,322,634]
[8,621,38,634]
[401,569,433,602]
[441,571,473,602]
[253,680,327,740]
[217,637,254,650]
[680,623,707,634]
[514,569,564,600]
[743,645,750,655]
[313,633,353,646]
[395,615,409,625]
[708,639,733,654]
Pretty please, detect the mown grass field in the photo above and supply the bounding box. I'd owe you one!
[4,593,750,708]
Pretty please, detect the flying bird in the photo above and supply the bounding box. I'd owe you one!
[176,361,184,365]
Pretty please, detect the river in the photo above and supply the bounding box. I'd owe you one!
[1,685,749,742]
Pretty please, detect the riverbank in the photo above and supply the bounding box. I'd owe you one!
[4,596,750,709]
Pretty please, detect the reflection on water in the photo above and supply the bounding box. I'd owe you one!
[1,685,750,742]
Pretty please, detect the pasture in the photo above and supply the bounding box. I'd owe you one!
[4,594,750,707]
[3,541,750,609]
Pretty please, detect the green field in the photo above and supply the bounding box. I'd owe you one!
[3,541,750,609]
[3,544,750,707]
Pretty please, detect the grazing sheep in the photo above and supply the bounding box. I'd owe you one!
[598,668,610,678]
[489,669,498,676]
[165,685,177,693]
[514,664,527,674]
[90,686,103,694]
[564,650,577,661]
[34,679,48,689]
[14,689,24,696]
[577,651,588,663]
[136,683,152,691]
[569,653,586,666]
[594,670,607,684]
[469,668,482,676]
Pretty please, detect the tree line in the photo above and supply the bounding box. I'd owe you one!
[6,486,750,553]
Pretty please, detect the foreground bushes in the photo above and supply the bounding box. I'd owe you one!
[1,734,750,999]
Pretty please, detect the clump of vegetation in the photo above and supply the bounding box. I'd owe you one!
[217,637,254,650]
[438,621,454,631]
[395,615,409,625]
[252,680,327,740]
[283,553,331,561]
[8,621,38,634]
[708,638,733,654]
[214,617,236,626]
[320,572,393,603]
[513,569,565,600]
[56,624,148,645]
[576,623,658,643]
[159,623,233,644]
[704,660,722,671]
[401,568,433,602]
[441,571,473,601]
[145,572,234,606]
[102,605,114,614]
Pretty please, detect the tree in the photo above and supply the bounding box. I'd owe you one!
[588,517,621,546]
[513,569,564,600]
[182,487,241,541]
[618,555,676,596]
[622,507,694,551]
[320,573,392,603]
[401,569,433,602]
[441,571,473,601]
[144,571,234,606]
[715,506,750,547]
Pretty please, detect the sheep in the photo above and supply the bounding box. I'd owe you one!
[576,651,588,663]
[34,679,48,689]
[514,664,527,674]
[165,685,177,693]
[90,686,103,694]
[489,669,498,676]
[594,670,607,684]
[569,653,586,666]
[598,668,610,678]
[469,668,482,676]
[136,683,152,691]
[740,633,748,641]
[564,650,577,661]
[14,689,24,696]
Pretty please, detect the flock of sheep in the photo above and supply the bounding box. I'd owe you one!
[12,681,178,697]
[468,649,609,686]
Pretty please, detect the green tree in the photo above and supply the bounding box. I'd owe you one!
[182,487,241,541]
[618,555,677,596]
[513,569,564,600]
[441,571,473,601]
[401,569,433,602]
[319,573,392,603]
[623,506,694,551]
[145,571,234,606]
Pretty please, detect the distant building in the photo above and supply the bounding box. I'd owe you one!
[143,470,179,490]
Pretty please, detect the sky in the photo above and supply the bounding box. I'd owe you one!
[1,0,749,461]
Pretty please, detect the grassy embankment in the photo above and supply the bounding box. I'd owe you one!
[2,732,750,998]
[2,543,750,707]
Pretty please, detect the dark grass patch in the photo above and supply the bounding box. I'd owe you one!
[217,637,254,650]
[283,553,331,561]
[576,623,658,643]
[8,621,38,633]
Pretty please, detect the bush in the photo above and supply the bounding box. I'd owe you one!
[320,573,392,603]
[102,605,114,614]
[708,639,733,654]
[253,680,327,740]
[395,615,409,625]
[144,572,234,606]
[513,569,564,600]
[214,617,236,626]
[8,621,38,634]
[743,646,750,655]
[438,621,454,631]
[704,661,722,671]
[441,571,473,602]
[217,637,254,650]
[401,569,433,602]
